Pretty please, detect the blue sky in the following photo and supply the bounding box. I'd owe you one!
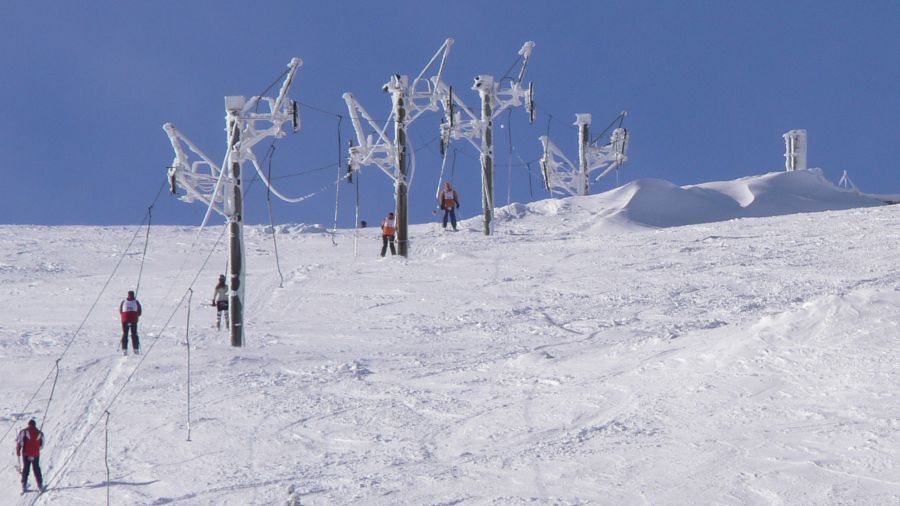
[2,1,897,226]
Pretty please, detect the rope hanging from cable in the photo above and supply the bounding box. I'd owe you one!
[331,115,344,246]
[264,143,285,288]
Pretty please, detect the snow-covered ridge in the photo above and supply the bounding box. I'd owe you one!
[493,169,885,232]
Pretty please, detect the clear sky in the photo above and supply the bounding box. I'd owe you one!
[2,1,898,226]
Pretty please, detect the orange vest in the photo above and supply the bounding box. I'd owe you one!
[441,189,457,207]
[382,217,396,236]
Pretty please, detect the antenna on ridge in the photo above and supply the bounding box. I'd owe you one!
[838,170,857,191]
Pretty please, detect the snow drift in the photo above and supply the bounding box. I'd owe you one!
[495,168,885,232]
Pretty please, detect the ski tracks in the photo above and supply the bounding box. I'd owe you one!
[30,352,129,503]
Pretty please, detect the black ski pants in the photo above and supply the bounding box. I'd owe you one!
[21,455,43,488]
[442,207,457,230]
[216,300,229,329]
[381,234,396,256]
[121,321,140,351]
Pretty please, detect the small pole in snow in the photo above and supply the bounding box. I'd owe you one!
[185,288,193,442]
[104,411,111,506]
[354,163,360,260]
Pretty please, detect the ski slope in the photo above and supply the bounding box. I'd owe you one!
[1,170,899,505]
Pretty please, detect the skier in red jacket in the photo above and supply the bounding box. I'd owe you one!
[16,419,44,493]
[119,290,142,355]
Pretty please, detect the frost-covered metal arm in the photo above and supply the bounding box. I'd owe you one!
[239,57,303,152]
[342,92,398,181]
[438,41,536,154]
[539,112,630,197]
[341,39,457,182]
[589,127,629,183]
[539,135,578,196]
[163,122,229,219]
[164,57,307,221]
[404,38,454,123]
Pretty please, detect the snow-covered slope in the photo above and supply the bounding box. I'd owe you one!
[1,171,898,505]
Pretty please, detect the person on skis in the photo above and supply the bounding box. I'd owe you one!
[380,211,397,257]
[439,181,460,231]
[119,290,142,355]
[212,274,229,330]
[16,419,44,493]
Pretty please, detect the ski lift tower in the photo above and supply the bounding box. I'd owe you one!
[163,57,303,347]
[539,112,629,197]
[437,41,536,235]
[343,38,454,257]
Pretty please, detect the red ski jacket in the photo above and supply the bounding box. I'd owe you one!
[16,426,43,458]
[120,297,142,323]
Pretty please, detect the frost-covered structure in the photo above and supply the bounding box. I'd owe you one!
[436,41,536,234]
[783,129,807,171]
[540,113,629,197]
[163,57,303,346]
[164,58,303,220]
[343,39,536,238]
[342,39,454,255]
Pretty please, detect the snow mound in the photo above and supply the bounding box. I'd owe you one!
[490,169,885,232]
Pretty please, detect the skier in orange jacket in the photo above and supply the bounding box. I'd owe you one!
[439,181,460,231]
[380,212,397,257]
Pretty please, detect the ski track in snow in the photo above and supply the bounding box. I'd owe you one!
[1,174,900,504]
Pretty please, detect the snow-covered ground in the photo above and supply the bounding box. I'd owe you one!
[2,170,899,505]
